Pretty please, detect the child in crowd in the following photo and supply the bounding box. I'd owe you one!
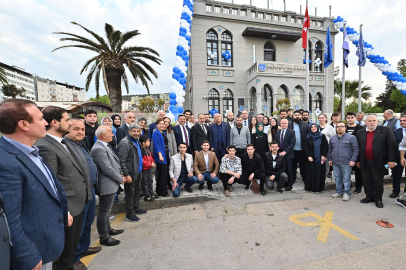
[139,135,156,202]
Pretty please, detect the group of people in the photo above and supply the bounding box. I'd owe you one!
[0,97,405,270]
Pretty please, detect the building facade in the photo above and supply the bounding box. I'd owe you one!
[36,77,86,102]
[0,63,36,101]
[186,0,338,117]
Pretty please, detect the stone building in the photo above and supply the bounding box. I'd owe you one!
[186,0,338,118]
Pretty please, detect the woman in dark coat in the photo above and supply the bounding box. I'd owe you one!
[251,123,269,161]
[303,123,329,192]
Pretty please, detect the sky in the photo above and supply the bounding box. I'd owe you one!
[0,0,404,101]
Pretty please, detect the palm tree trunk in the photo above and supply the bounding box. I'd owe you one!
[106,68,123,112]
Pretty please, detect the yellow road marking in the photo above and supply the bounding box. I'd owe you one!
[386,184,404,191]
[82,213,126,266]
[289,211,359,243]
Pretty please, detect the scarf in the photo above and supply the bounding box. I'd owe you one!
[256,123,264,135]
[111,114,121,129]
[307,123,322,163]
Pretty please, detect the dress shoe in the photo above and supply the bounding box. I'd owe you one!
[245,185,250,190]
[134,208,147,214]
[125,214,140,222]
[285,185,292,191]
[73,261,87,270]
[360,198,374,203]
[354,187,362,194]
[208,185,213,191]
[80,246,102,258]
[259,190,266,196]
[109,229,124,236]
[277,188,283,193]
[228,185,233,192]
[99,237,120,246]
[375,200,384,208]
[185,186,193,193]
[198,184,204,190]
[389,193,399,198]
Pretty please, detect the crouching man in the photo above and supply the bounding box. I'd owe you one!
[264,141,288,193]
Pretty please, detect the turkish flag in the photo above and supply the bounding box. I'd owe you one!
[302,5,310,49]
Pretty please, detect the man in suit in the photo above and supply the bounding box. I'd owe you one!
[173,114,191,153]
[116,112,136,144]
[191,113,210,154]
[288,110,309,181]
[0,99,68,270]
[241,110,250,127]
[83,109,99,150]
[148,110,166,138]
[239,144,267,196]
[64,119,102,269]
[356,114,397,208]
[264,142,288,193]
[230,116,251,156]
[117,123,147,222]
[210,113,230,162]
[184,109,193,128]
[275,119,296,191]
[169,142,197,197]
[36,106,89,270]
[391,115,406,198]
[92,126,126,246]
[0,194,11,270]
[193,140,220,191]
[227,111,235,129]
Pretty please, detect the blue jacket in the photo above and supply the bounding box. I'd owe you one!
[0,137,68,270]
[209,122,230,150]
[152,129,168,164]
[173,125,191,152]
[275,128,296,159]
[328,133,359,165]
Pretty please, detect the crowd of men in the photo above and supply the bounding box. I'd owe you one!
[0,98,405,270]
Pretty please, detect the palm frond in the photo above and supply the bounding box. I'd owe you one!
[84,61,99,91]
[70,22,111,54]
[116,30,140,52]
[52,31,103,50]
[80,56,100,74]
[0,67,8,85]
[94,64,102,99]
[128,58,159,79]
[119,46,160,57]
[105,23,115,51]
[127,53,162,65]
[121,70,129,94]
[52,44,101,54]
[110,30,122,53]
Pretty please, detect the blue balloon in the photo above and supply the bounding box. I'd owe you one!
[170,99,177,105]
[182,50,188,56]
[179,32,186,37]
[176,45,182,51]
[177,78,183,84]
[169,92,177,99]
[184,55,189,61]
[169,105,177,111]
[172,73,179,80]
[183,84,186,90]
[179,72,185,78]
[184,60,188,66]
[177,107,184,114]
[172,109,179,114]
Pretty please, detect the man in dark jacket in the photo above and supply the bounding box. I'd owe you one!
[0,194,10,270]
[264,142,288,193]
[391,115,406,198]
[276,119,296,191]
[239,144,267,196]
[116,112,136,144]
[209,113,230,162]
[83,109,99,150]
[288,111,309,181]
[117,123,147,222]
[356,115,397,208]
[191,113,210,154]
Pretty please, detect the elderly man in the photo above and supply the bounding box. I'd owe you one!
[356,115,397,208]
[210,113,230,162]
[227,112,235,129]
[382,109,400,131]
[0,99,68,270]
[116,112,136,143]
[356,112,365,125]
[191,113,210,154]
[241,110,250,127]
[64,119,101,269]
[117,123,147,222]
[257,113,264,124]
[92,126,125,246]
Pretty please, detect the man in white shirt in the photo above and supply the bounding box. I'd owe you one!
[173,114,192,154]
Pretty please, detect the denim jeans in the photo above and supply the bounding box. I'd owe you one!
[97,193,116,241]
[333,164,352,195]
[197,171,220,185]
[172,175,198,197]
[74,187,95,263]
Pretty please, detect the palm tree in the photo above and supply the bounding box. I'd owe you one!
[334,79,372,113]
[0,67,8,85]
[52,22,162,112]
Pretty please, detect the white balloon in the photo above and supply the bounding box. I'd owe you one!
[177,103,183,107]
[179,91,186,97]
[167,112,175,122]
[176,96,185,103]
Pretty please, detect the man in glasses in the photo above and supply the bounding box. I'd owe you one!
[328,121,359,202]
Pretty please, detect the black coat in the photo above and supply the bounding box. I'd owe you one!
[355,125,397,169]
[191,123,210,152]
[303,134,329,160]
[288,121,309,149]
[116,124,129,144]
[251,133,269,156]
[240,153,264,175]
[83,122,100,150]
[275,128,296,159]
[263,152,286,177]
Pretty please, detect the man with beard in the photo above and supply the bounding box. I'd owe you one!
[302,110,311,124]
[183,110,194,128]
[346,111,365,194]
[36,106,89,270]
[227,111,235,129]
[288,111,309,184]
[210,113,230,163]
[204,113,211,126]
[230,116,251,156]
[279,110,288,120]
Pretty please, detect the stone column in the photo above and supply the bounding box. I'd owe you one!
[246,97,252,112]
[256,92,262,114]
[219,97,224,118]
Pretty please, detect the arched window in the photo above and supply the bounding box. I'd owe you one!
[277,85,288,100]
[264,41,275,61]
[314,93,323,112]
[223,89,234,119]
[207,30,218,66]
[221,31,233,67]
[314,41,323,72]
[303,41,312,71]
[208,88,220,114]
[291,86,304,110]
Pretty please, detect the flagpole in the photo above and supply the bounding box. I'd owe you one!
[341,23,346,120]
[306,39,309,111]
[325,65,328,113]
[358,24,363,113]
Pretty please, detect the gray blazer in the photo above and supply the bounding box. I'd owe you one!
[36,135,88,217]
[91,141,123,195]
[117,136,140,180]
[169,153,193,180]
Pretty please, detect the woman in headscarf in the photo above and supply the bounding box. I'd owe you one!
[95,116,118,152]
[111,114,122,130]
[263,116,270,134]
[303,123,329,192]
[267,117,281,143]
[251,123,269,161]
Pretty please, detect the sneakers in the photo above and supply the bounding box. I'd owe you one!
[144,195,155,202]
[343,193,350,201]
[125,214,140,222]
[134,208,147,214]
[396,198,406,209]
[152,193,160,199]
[331,193,343,198]
[224,190,231,197]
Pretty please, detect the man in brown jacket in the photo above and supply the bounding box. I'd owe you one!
[193,140,220,191]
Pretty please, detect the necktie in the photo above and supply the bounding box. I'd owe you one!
[182,126,189,147]
[32,150,58,196]
[201,124,207,135]
[280,130,285,146]
[186,122,189,128]
[244,120,247,126]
